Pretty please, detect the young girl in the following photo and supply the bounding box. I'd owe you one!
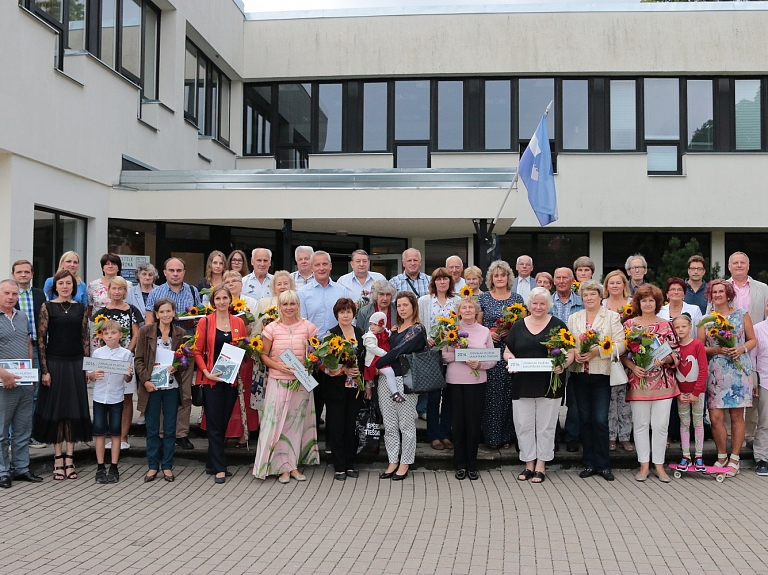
[363,312,404,403]
[673,314,708,471]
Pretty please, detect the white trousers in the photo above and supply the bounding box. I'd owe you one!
[630,398,673,465]
[378,375,418,464]
[512,397,561,463]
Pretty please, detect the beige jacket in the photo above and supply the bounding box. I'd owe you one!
[567,307,626,376]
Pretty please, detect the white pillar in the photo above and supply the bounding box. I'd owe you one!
[711,231,726,279]
[589,229,603,281]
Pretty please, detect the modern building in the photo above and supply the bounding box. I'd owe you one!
[3,0,768,286]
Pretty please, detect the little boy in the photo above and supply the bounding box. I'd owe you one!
[363,311,404,403]
[86,320,134,484]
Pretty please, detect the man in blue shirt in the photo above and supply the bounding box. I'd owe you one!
[684,255,708,315]
[390,248,430,298]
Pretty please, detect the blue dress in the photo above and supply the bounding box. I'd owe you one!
[705,308,753,409]
[478,291,525,446]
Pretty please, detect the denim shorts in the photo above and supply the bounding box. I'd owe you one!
[92,401,123,437]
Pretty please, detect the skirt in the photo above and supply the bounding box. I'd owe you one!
[33,356,92,444]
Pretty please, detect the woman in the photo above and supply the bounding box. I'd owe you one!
[463,266,484,295]
[92,276,143,450]
[192,285,247,484]
[374,292,427,481]
[325,298,365,481]
[418,267,460,451]
[198,250,227,296]
[442,297,495,480]
[43,251,88,305]
[126,262,158,323]
[201,270,260,448]
[88,253,129,314]
[699,279,755,477]
[222,271,259,333]
[601,269,634,451]
[357,280,397,332]
[503,287,571,483]
[33,269,91,480]
[535,272,554,292]
[659,277,702,327]
[621,284,679,482]
[253,290,320,483]
[567,280,625,482]
[478,260,525,449]
[134,298,187,482]
[227,250,250,276]
[252,271,295,336]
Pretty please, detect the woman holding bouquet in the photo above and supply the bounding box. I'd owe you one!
[621,284,679,482]
[253,290,320,483]
[698,279,756,476]
[567,280,625,482]
[192,285,247,484]
[503,287,571,483]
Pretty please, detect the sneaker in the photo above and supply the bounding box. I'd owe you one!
[95,469,108,484]
[107,468,119,483]
[756,460,768,476]
[694,458,706,472]
[678,457,691,472]
[28,440,46,449]
[120,442,130,450]
[105,441,112,449]
[137,416,145,425]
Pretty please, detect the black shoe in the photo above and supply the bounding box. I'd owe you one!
[579,468,596,479]
[392,470,409,481]
[554,442,560,452]
[468,470,480,481]
[95,469,109,484]
[455,469,467,480]
[379,471,395,480]
[345,470,359,478]
[13,471,43,483]
[163,472,175,482]
[566,441,579,452]
[598,469,615,482]
[176,437,194,450]
[334,472,347,481]
[206,469,232,476]
[756,460,768,476]
[107,468,119,483]
[0,476,11,488]
[144,472,157,483]
[214,476,225,484]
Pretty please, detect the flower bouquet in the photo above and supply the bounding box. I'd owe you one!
[571,280,581,294]
[92,314,130,344]
[458,285,474,298]
[230,298,255,323]
[430,312,460,351]
[355,290,371,318]
[455,330,480,377]
[492,302,527,334]
[179,303,214,318]
[540,326,576,395]
[578,329,600,354]
[258,305,278,330]
[171,333,198,371]
[233,334,265,364]
[619,303,635,324]
[698,311,744,372]
[624,325,655,387]
[308,334,364,394]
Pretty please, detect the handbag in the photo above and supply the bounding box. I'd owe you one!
[610,346,628,386]
[399,347,446,394]
[191,384,205,406]
[356,399,382,455]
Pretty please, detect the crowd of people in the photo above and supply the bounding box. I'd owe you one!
[2,244,768,489]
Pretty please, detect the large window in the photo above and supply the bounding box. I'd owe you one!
[484,80,511,150]
[437,81,464,150]
[734,79,762,151]
[244,85,272,155]
[518,78,554,141]
[644,78,680,174]
[687,80,714,151]
[184,39,231,145]
[33,208,88,288]
[610,80,636,150]
[363,82,388,151]
[603,232,711,282]
[394,80,431,167]
[562,80,589,150]
[318,83,343,152]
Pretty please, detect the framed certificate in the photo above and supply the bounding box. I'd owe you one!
[0,359,37,385]
[507,358,553,372]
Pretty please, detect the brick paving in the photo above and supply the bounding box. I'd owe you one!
[2,459,768,575]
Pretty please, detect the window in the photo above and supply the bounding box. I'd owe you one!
[244,85,272,155]
[318,83,343,152]
[183,39,231,144]
[562,80,589,150]
[184,41,197,121]
[610,80,636,150]
[363,82,388,151]
[734,79,761,151]
[603,232,711,280]
[120,0,141,79]
[395,80,430,140]
[277,83,311,165]
[518,78,554,140]
[68,0,86,51]
[395,145,429,168]
[437,81,463,150]
[687,80,713,151]
[484,80,511,150]
[644,78,680,174]
[499,232,589,277]
[33,208,88,288]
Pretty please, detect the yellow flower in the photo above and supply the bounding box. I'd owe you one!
[443,317,455,325]
[449,310,458,318]
[250,336,264,351]
[232,299,246,312]
[309,336,321,348]
[93,314,108,325]
[563,332,576,347]
[459,286,473,298]
[708,327,719,338]
[510,303,526,311]
[600,337,613,352]
[558,328,568,337]
[329,336,344,351]
[204,304,214,314]
[621,304,634,316]
[349,338,357,345]
[446,330,458,342]
[94,329,103,338]
[572,280,580,289]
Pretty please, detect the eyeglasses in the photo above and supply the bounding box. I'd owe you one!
[688,267,705,272]
[629,266,646,271]
[230,259,244,263]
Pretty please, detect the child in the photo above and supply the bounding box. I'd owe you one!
[363,312,404,403]
[672,314,708,472]
[86,320,134,484]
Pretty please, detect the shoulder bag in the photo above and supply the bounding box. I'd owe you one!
[399,346,446,394]
[610,345,628,386]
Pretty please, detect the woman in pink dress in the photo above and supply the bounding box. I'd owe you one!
[252,290,320,483]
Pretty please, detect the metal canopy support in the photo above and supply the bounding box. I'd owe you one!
[282,219,292,271]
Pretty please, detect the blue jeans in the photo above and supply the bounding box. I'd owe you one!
[0,385,34,476]
[426,388,452,442]
[564,374,580,443]
[572,372,611,471]
[145,387,180,471]
[416,393,427,416]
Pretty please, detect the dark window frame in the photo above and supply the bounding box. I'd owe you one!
[33,206,89,285]
[184,38,231,146]
[730,77,765,153]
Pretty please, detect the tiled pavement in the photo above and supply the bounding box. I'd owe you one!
[2,459,768,575]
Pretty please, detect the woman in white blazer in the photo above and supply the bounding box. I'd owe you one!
[125,262,158,323]
[567,280,626,482]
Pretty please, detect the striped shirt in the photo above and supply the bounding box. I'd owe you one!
[0,309,31,360]
[17,288,36,341]
[390,272,431,299]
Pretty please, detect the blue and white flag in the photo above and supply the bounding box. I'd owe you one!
[518,115,558,227]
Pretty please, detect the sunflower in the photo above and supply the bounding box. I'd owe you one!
[232,299,246,312]
[600,337,613,352]
[558,328,568,338]
[449,310,458,318]
[349,338,357,345]
[186,306,199,316]
[309,336,321,348]
[250,336,264,351]
[443,317,455,325]
[708,327,719,338]
[562,332,576,347]
[510,303,526,311]
[93,314,108,325]
[572,280,580,289]
[459,285,473,298]
[204,304,214,314]
[94,329,103,338]
[446,329,458,342]
[329,336,344,351]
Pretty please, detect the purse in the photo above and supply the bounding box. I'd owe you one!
[399,347,446,394]
[610,345,628,386]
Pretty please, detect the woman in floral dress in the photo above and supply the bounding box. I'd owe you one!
[253,290,319,483]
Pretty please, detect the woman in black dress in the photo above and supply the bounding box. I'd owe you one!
[33,269,91,480]
[504,287,572,483]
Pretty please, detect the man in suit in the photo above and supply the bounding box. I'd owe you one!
[512,255,534,299]
[11,260,46,449]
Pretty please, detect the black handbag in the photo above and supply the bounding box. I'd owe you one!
[191,384,204,407]
[399,347,446,394]
[356,399,382,454]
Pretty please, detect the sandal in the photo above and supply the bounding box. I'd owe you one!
[517,468,534,482]
[64,455,78,480]
[531,471,546,484]
[53,455,65,481]
[620,441,635,452]
[726,455,740,477]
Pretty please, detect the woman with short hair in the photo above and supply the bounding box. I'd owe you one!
[659,277,702,327]
[43,251,88,305]
[88,253,130,315]
[463,266,484,295]
[126,262,158,323]
[535,272,554,292]
[357,280,397,332]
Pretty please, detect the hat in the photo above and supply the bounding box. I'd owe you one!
[369,311,387,327]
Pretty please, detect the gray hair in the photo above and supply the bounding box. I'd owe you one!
[311,250,332,265]
[252,248,273,259]
[485,260,514,291]
[401,248,422,263]
[527,286,554,310]
[446,255,463,266]
[728,251,750,265]
[578,279,604,299]
[516,255,533,266]
[625,254,647,271]
[0,279,19,289]
[294,246,314,260]
[371,279,396,299]
[136,262,159,281]
[351,249,369,259]
[454,296,481,316]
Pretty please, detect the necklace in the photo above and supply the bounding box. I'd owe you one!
[60,301,74,314]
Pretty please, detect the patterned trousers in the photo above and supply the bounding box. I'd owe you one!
[608,384,632,442]
[378,375,418,465]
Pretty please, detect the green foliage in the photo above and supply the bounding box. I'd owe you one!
[646,236,712,289]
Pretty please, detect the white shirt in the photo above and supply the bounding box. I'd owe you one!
[89,345,134,405]
[242,272,274,300]
[453,277,466,291]
[515,275,533,299]
[337,271,387,304]
[750,320,768,391]
[658,302,702,330]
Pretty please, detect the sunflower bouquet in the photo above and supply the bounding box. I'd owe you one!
[233,334,265,364]
[540,326,577,395]
[698,311,744,372]
[619,303,635,324]
[258,305,278,329]
[455,330,480,377]
[624,325,656,387]
[578,329,600,354]
[458,285,474,298]
[179,303,214,318]
[493,302,527,333]
[230,298,255,323]
[307,334,364,393]
[430,312,460,351]
[571,280,581,294]
[92,314,130,344]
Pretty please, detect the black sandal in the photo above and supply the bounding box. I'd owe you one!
[531,471,546,484]
[517,468,534,481]
[53,455,65,481]
[64,455,78,480]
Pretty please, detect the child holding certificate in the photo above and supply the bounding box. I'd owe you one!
[86,320,134,484]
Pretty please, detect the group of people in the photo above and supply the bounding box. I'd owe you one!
[3,243,768,489]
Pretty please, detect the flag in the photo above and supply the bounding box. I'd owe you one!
[518,115,558,226]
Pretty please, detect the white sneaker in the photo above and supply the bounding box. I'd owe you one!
[105,441,112,449]
[28,440,47,449]
[120,441,130,450]
[137,416,145,425]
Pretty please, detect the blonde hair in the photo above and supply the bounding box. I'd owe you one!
[270,270,295,294]
[277,290,303,322]
[100,319,123,334]
[464,266,483,280]
[57,251,82,283]
[485,260,514,291]
[602,270,631,299]
[108,276,128,292]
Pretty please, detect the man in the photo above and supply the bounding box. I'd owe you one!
[298,251,350,441]
[242,248,274,300]
[338,249,386,305]
[290,246,314,289]
[11,261,46,449]
[573,256,595,282]
[684,255,708,315]
[445,255,466,291]
[145,257,200,450]
[552,267,585,453]
[0,279,43,487]
[390,248,431,298]
[625,254,648,295]
[750,300,768,476]
[512,255,534,299]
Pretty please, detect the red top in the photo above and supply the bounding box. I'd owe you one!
[675,339,708,396]
[193,314,248,386]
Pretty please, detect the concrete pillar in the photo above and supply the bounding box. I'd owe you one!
[589,229,603,281]
[0,153,12,276]
[711,231,726,279]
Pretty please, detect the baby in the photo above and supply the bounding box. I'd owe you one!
[363,312,404,403]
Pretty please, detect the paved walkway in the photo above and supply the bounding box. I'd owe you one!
[2,460,767,574]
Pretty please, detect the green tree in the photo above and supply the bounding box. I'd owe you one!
[646,237,710,288]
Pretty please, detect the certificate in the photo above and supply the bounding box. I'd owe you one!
[0,359,37,385]
[212,343,245,384]
[454,348,501,362]
[150,348,175,388]
[650,341,673,361]
[83,357,131,375]
[507,358,553,372]
[279,349,319,392]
